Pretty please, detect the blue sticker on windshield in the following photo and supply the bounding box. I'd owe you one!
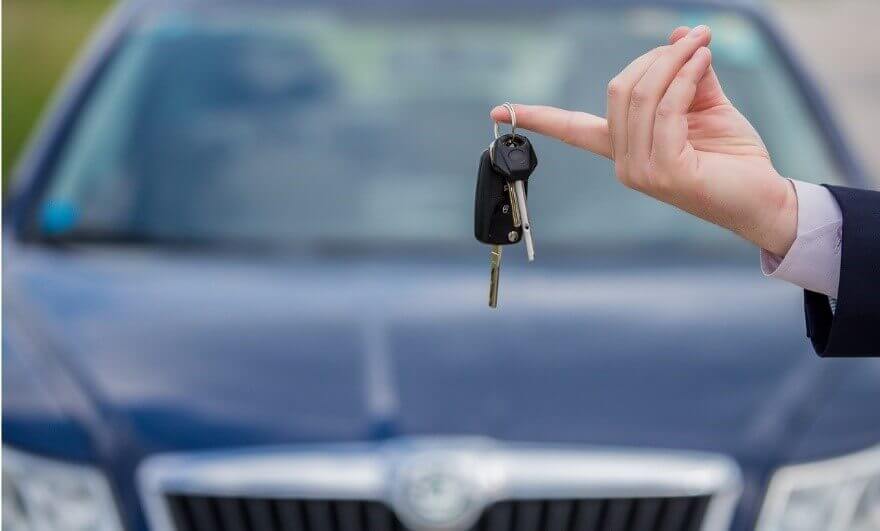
[41,201,79,236]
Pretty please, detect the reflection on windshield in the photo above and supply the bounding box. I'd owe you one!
[41,7,837,252]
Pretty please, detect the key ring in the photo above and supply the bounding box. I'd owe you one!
[493,102,518,141]
[491,102,517,163]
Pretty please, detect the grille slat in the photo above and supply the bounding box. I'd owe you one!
[628,498,662,531]
[167,496,195,531]
[218,498,251,531]
[604,499,634,531]
[246,499,277,531]
[304,501,335,531]
[336,501,364,531]
[571,499,604,531]
[485,500,514,531]
[164,495,712,531]
[364,502,394,531]
[685,496,710,531]
[545,500,574,531]
[656,498,691,531]
[188,496,222,531]
[275,500,306,531]
[513,500,543,531]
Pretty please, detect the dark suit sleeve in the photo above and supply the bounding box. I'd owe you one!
[804,185,880,357]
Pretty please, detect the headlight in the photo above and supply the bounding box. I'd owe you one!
[757,445,880,531]
[3,446,122,531]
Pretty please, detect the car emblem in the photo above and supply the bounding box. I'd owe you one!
[391,450,488,531]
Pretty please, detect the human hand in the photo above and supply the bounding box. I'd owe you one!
[490,25,798,256]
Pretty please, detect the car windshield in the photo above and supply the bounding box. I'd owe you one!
[39,5,839,254]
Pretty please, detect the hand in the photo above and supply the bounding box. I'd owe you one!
[490,25,798,256]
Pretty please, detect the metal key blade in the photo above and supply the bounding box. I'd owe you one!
[507,185,522,227]
[488,245,502,308]
[513,180,534,261]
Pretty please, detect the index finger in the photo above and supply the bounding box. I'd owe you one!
[489,104,612,160]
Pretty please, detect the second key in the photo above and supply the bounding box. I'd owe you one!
[491,132,538,261]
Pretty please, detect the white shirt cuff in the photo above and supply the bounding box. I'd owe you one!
[760,180,842,298]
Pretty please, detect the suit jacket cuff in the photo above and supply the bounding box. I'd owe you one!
[804,185,880,357]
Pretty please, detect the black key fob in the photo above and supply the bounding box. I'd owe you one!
[491,133,538,183]
[474,149,526,245]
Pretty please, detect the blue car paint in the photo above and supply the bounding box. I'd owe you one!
[4,1,879,530]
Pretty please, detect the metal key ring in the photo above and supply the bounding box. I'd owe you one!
[493,102,517,140]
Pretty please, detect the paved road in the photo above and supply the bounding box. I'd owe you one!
[771,0,880,183]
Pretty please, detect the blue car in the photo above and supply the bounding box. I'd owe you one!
[4,0,880,530]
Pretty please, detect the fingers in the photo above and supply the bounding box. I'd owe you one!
[490,104,612,159]
[653,47,713,164]
[626,25,712,176]
[673,26,729,111]
[607,47,664,166]
[669,26,690,44]
[488,25,715,176]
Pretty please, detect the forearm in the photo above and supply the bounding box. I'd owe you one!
[716,169,799,257]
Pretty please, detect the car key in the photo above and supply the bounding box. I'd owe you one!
[474,148,524,307]
[474,102,537,308]
[490,128,537,262]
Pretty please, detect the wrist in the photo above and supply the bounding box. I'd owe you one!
[757,174,798,257]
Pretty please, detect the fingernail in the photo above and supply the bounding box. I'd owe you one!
[690,25,708,38]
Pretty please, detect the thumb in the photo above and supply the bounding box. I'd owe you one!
[691,64,730,111]
[490,104,612,160]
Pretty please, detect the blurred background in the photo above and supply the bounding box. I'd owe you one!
[4,0,112,189]
[5,0,880,189]
[4,2,880,531]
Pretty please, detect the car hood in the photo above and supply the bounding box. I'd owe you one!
[5,246,832,464]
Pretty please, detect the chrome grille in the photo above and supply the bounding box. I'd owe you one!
[165,498,398,531]
[164,496,712,531]
[140,438,740,531]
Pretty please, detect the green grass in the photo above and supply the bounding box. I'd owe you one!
[3,0,113,191]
